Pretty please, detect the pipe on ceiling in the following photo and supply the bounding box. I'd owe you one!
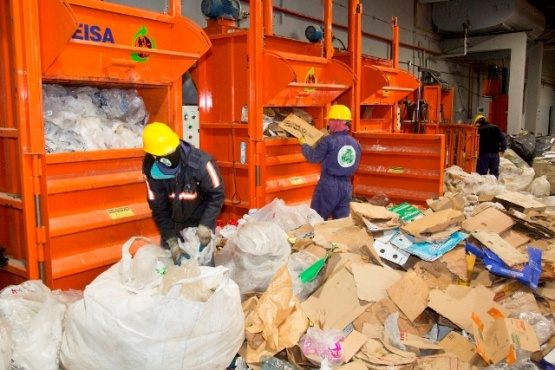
[239,1,440,55]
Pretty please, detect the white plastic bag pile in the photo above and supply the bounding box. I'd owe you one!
[0,280,82,370]
[43,84,148,152]
[247,198,323,232]
[61,236,244,370]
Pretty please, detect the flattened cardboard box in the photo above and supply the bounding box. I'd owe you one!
[471,309,540,364]
[427,284,507,333]
[438,331,485,366]
[301,267,371,330]
[350,202,401,231]
[461,207,515,234]
[401,208,464,238]
[472,230,528,267]
[387,270,429,322]
[426,192,464,212]
[494,191,547,213]
[278,113,323,147]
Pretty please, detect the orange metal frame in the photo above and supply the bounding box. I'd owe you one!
[192,0,354,222]
[334,7,419,134]
[329,0,444,206]
[0,0,210,290]
[353,133,445,205]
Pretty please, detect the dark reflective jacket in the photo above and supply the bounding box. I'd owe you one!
[142,141,225,241]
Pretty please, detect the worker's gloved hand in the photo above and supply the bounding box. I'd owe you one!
[298,136,306,145]
[196,224,212,247]
[167,237,183,265]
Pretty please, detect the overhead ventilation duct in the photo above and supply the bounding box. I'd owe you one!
[432,0,545,40]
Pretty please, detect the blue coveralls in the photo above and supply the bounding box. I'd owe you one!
[301,131,362,220]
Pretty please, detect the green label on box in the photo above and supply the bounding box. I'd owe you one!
[389,202,422,222]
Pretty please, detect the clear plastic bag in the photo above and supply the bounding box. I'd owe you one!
[0,318,12,370]
[260,356,299,370]
[384,312,407,351]
[299,327,345,367]
[42,84,146,152]
[248,198,323,232]
[287,251,322,302]
[161,261,214,302]
[219,222,291,296]
[504,148,531,169]
[500,163,535,192]
[179,226,216,266]
[529,175,551,197]
[118,237,166,291]
[0,281,82,370]
[515,312,555,345]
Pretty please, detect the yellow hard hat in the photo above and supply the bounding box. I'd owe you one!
[142,122,180,156]
[326,105,352,121]
[474,114,486,124]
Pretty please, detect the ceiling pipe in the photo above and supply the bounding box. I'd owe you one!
[262,0,273,36]
[392,17,399,68]
[238,0,440,56]
[429,21,470,59]
[323,0,333,59]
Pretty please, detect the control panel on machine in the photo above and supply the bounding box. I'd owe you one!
[182,105,200,147]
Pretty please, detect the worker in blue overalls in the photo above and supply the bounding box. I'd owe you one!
[299,105,362,220]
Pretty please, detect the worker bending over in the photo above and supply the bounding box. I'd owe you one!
[299,105,362,220]
[142,122,225,264]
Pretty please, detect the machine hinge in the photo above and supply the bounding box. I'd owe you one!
[35,226,46,262]
[255,165,260,186]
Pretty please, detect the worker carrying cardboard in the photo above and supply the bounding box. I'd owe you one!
[298,105,362,220]
[142,122,225,264]
[474,114,507,178]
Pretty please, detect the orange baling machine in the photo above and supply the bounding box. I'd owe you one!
[331,0,444,206]
[400,72,478,173]
[0,0,210,290]
[192,0,353,222]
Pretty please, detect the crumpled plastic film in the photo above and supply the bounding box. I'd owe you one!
[42,84,147,152]
[219,222,291,297]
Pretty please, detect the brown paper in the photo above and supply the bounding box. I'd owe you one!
[369,298,434,336]
[415,353,475,370]
[352,263,403,302]
[313,217,356,249]
[472,310,540,364]
[301,267,370,330]
[387,270,430,322]
[439,247,469,281]
[242,264,308,364]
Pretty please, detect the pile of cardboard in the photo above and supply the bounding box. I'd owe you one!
[230,190,555,369]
